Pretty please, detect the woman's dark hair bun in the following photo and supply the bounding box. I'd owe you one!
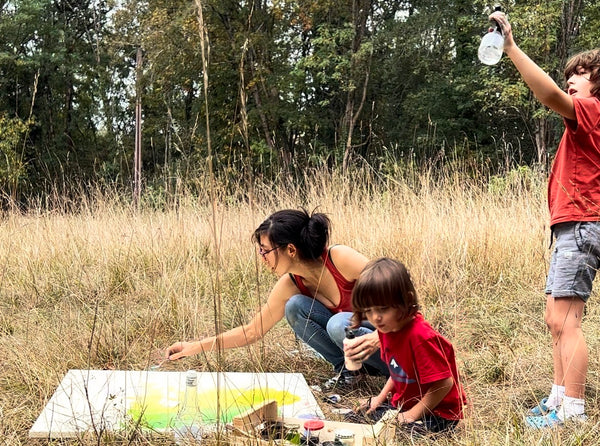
[303,212,330,258]
[253,208,331,260]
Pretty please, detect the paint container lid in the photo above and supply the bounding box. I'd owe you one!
[334,429,354,439]
[303,420,324,431]
[334,429,355,446]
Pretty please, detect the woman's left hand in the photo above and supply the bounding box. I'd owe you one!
[343,331,380,361]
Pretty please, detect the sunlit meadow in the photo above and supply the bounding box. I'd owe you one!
[1,164,599,445]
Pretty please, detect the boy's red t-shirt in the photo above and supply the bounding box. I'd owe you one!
[379,313,466,420]
[548,96,600,226]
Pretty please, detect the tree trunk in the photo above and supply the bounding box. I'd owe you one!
[557,0,583,70]
[534,0,583,170]
[534,116,548,168]
[342,68,370,171]
[341,0,372,171]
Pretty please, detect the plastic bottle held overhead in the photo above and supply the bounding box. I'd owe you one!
[343,327,362,371]
[478,5,504,65]
[173,370,203,444]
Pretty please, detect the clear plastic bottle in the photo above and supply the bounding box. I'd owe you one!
[173,370,203,444]
[478,6,504,65]
[343,327,362,371]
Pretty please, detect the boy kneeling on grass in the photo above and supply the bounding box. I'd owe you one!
[344,258,467,436]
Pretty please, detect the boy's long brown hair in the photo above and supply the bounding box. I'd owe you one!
[351,258,419,328]
[564,49,600,98]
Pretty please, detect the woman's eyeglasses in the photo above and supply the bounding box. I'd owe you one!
[259,245,280,257]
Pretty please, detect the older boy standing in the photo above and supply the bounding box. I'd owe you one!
[490,11,600,428]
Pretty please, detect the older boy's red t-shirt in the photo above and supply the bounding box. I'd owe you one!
[548,96,600,226]
[379,313,466,420]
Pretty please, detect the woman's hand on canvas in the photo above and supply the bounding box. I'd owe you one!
[165,340,202,360]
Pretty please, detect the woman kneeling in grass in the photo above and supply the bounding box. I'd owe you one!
[166,209,388,388]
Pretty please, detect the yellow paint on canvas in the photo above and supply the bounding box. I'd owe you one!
[127,383,301,430]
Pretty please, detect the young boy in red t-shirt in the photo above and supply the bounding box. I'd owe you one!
[490,11,600,428]
[345,258,466,435]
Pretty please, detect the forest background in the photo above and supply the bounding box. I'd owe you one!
[3,0,600,445]
[1,0,599,203]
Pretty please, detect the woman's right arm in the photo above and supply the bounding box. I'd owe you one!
[166,275,299,360]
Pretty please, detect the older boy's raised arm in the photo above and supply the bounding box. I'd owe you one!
[490,11,575,120]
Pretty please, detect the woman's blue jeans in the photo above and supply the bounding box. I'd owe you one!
[285,294,389,376]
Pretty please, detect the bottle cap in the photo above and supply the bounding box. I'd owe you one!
[324,394,341,404]
[344,327,356,339]
[185,369,198,386]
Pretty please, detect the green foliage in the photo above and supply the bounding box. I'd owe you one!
[488,165,538,195]
[0,114,30,200]
[0,0,125,200]
[0,0,597,203]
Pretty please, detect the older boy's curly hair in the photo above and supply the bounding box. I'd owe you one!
[351,258,419,328]
[564,49,600,98]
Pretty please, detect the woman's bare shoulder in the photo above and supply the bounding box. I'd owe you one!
[328,245,369,280]
[267,272,302,302]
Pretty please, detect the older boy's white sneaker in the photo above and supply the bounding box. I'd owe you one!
[526,408,587,429]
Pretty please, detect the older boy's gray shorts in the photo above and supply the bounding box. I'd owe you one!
[545,221,600,302]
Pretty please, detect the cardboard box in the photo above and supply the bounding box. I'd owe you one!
[231,401,396,446]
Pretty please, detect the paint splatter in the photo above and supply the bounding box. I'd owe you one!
[127,384,301,430]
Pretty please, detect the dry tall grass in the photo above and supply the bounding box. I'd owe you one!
[1,165,599,445]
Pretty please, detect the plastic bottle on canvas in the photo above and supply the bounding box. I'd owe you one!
[173,370,203,444]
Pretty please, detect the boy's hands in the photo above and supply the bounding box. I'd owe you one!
[489,11,515,53]
[488,10,573,118]
[364,394,387,414]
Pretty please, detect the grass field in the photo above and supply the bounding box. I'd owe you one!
[1,165,599,445]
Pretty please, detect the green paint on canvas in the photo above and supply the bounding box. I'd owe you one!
[127,384,301,430]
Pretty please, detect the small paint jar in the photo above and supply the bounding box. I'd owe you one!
[301,419,324,446]
[334,429,355,446]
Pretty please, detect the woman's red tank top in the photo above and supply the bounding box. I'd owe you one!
[290,247,355,313]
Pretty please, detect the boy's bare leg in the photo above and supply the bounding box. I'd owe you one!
[547,295,587,399]
[546,296,564,394]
